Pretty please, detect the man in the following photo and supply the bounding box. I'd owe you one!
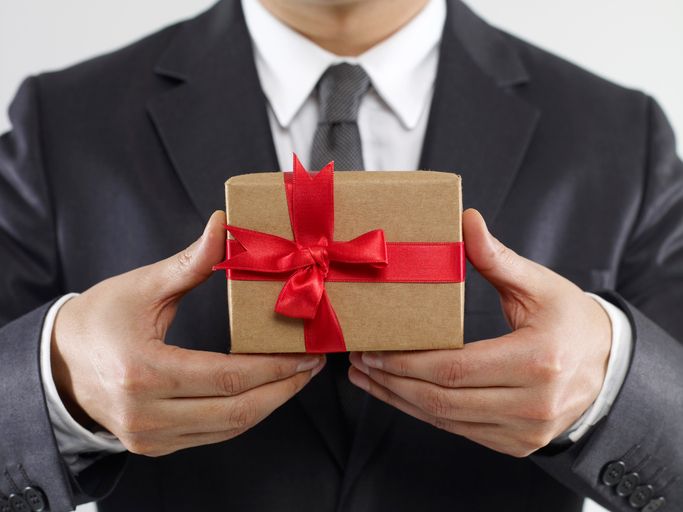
[0,0,681,511]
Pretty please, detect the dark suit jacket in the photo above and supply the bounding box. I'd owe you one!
[1,1,682,511]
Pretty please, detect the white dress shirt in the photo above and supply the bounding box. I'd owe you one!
[41,0,633,476]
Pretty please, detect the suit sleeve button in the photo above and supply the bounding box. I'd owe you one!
[7,494,30,512]
[642,497,666,512]
[22,487,46,512]
[601,461,626,486]
[629,484,654,508]
[616,472,640,497]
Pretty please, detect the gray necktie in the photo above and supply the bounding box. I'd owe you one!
[310,63,370,437]
[310,63,371,171]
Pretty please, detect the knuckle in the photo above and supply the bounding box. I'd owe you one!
[273,361,288,381]
[373,368,391,387]
[422,387,451,417]
[495,243,518,271]
[435,358,467,387]
[291,371,311,393]
[380,386,399,409]
[227,427,248,440]
[385,355,409,377]
[532,350,564,383]
[121,435,145,455]
[431,416,452,432]
[118,413,140,435]
[117,407,154,435]
[228,397,257,429]
[525,392,561,422]
[283,374,306,398]
[176,247,194,273]
[366,378,391,405]
[287,378,301,396]
[396,357,411,378]
[525,429,554,452]
[123,436,165,457]
[509,445,535,458]
[217,367,248,396]
[115,361,150,396]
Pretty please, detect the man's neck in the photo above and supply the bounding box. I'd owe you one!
[258,0,430,56]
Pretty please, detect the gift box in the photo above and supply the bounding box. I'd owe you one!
[214,156,464,353]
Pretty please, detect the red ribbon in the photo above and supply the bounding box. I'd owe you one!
[214,155,465,353]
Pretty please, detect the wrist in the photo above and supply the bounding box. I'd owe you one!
[50,296,100,431]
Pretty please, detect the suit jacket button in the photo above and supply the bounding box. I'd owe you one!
[616,472,640,497]
[601,460,626,486]
[22,487,46,512]
[7,494,30,512]
[642,497,666,512]
[629,484,654,508]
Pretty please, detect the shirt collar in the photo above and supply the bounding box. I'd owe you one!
[242,0,446,130]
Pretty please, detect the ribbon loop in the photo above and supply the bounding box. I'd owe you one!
[327,230,387,266]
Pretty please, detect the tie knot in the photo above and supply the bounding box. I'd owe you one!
[316,63,370,124]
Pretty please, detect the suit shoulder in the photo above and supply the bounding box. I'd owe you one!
[34,20,182,99]
[501,31,649,119]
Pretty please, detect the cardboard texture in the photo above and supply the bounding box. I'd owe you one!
[225,171,463,353]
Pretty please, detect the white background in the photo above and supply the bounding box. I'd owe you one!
[1,1,681,511]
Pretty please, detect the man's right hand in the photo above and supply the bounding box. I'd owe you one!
[50,210,325,457]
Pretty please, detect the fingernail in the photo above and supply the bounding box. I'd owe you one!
[349,368,369,391]
[311,360,325,378]
[362,352,382,369]
[297,356,322,372]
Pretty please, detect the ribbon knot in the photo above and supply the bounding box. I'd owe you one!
[306,245,329,276]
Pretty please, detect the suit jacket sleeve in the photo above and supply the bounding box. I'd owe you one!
[532,97,683,511]
[0,77,125,512]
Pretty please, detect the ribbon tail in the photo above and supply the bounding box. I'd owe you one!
[304,290,346,353]
[275,266,324,320]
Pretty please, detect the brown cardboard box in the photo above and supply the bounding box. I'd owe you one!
[223,170,463,353]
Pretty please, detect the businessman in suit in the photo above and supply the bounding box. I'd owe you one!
[1,0,681,511]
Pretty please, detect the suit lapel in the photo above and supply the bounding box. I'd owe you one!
[420,0,540,223]
[147,0,278,222]
[339,0,540,501]
[146,0,347,469]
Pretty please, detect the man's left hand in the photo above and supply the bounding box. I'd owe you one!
[349,208,612,457]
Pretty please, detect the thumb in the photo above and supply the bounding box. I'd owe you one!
[146,210,227,300]
[463,208,547,300]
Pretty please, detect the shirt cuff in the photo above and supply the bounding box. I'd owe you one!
[553,292,633,444]
[40,293,126,475]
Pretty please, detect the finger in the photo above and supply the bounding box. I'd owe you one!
[153,344,325,398]
[141,210,227,300]
[351,335,528,388]
[161,361,324,434]
[348,366,500,437]
[117,427,247,457]
[351,363,515,423]
[462,208,553,302]
[174,428,247,452]
[349,368,554,458]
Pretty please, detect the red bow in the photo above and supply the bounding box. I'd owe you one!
[222,225,387,320]
[214,156,388,352]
